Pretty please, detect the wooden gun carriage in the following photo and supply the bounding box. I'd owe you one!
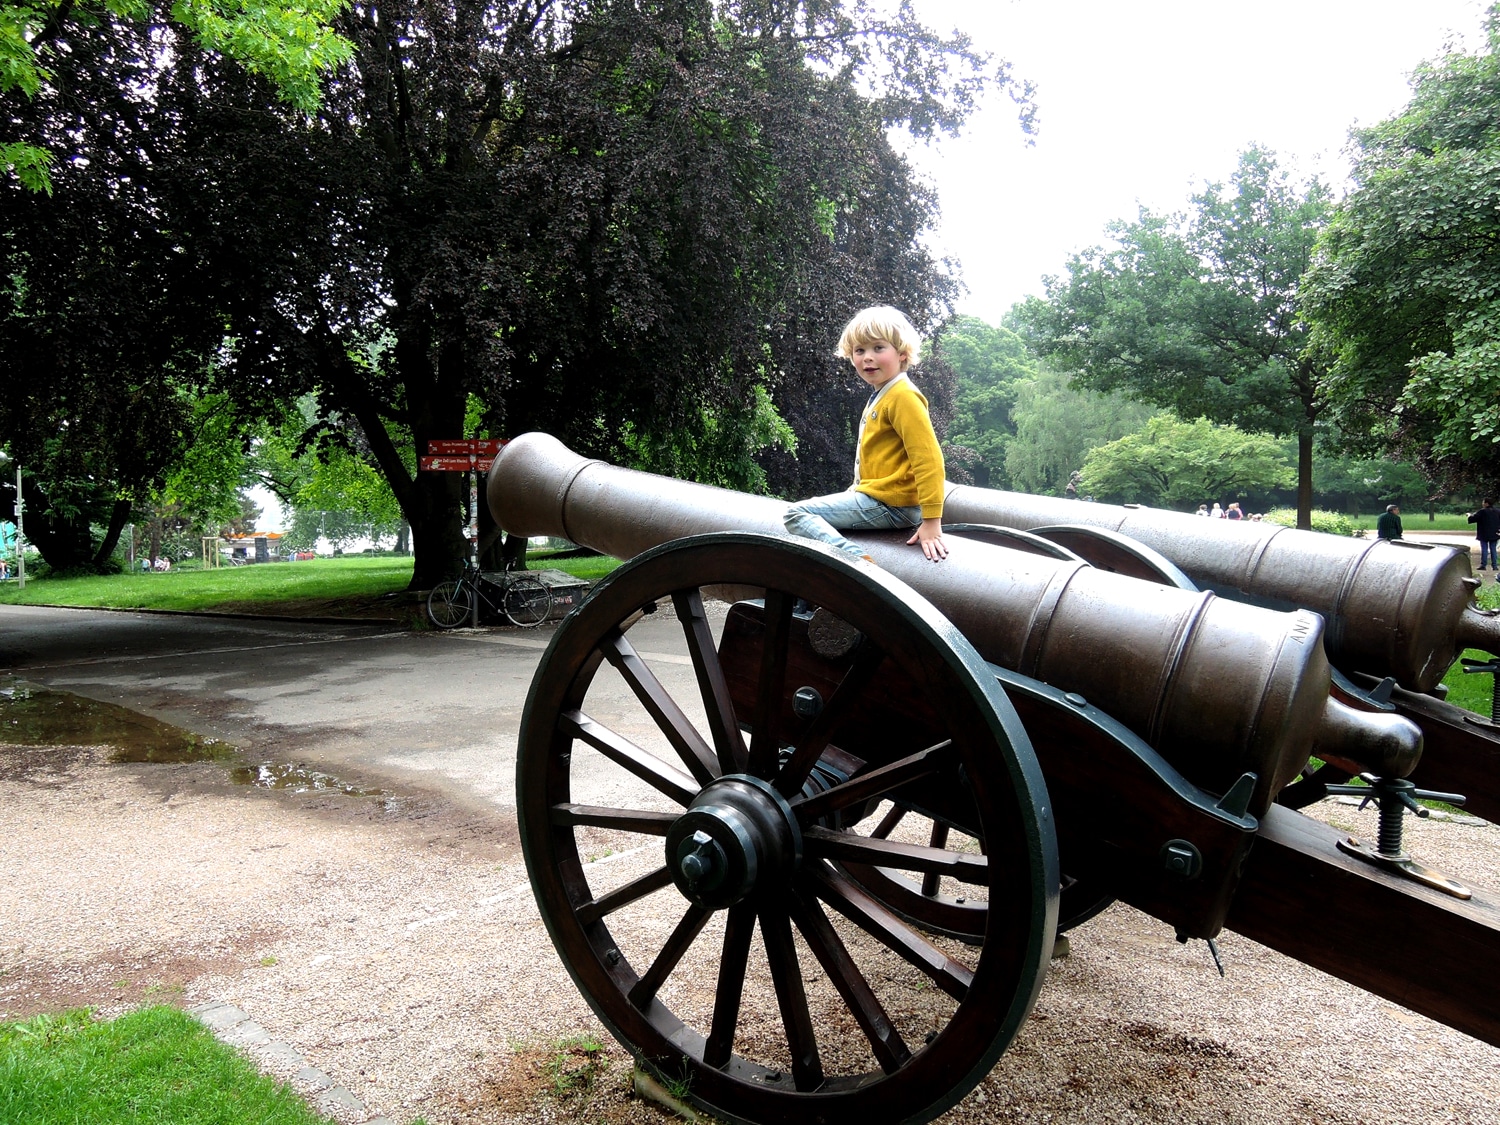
[489,433,1500,1125]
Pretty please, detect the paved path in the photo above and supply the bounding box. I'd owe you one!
[0,603,696,816]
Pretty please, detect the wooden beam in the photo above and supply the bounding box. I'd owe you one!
[1227,804,1500,1047]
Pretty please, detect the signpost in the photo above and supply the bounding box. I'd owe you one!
[420,439,507,627]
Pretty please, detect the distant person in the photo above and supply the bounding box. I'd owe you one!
[1226,502,1243,521]
[1195,504,1209,517]
[1469,497,1500,570]
[783,305,946,563]
[1065,470,1082,500]
[1377,504,1404,541]
[1211,502,1224,519]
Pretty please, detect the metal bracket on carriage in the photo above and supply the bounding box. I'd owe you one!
[1325,774,1473,899]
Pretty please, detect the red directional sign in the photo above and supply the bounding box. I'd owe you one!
[419,455,496,472]
[426,439,505,456]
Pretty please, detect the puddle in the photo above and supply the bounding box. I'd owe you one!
[1,678,390,804]
[229,761,386,799]
[0,679,233,764]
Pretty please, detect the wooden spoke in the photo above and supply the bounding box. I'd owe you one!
[673,589,749,775]
[601,629,719,786]
[922,822,950,897]
[772,640,887,799]
[791,741,956,824]
[549,804,678,836]
[870,803,906,839]
[562,711,700,806]
[788,892,911,1073]
[576,866,676,926]
[759,903,825,1092]
[629,904,714,1008]
[704,902,757,1069]
[807,862,974,1002]
[803,825,988,884]
[747,590,794,779]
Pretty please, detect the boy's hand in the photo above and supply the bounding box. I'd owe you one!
[908,517,947,561]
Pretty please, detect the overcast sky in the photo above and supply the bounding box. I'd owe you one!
[906,0,1492,322]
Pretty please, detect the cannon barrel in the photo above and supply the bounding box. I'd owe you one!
[943,484,1500,692]
[490,433,1421,816]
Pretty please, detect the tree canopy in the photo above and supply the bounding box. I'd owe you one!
[1080,414,1293,510]
[1302,9,1500,498]
[1,0,351,191]
[1019,148,1332,528]
[2,0,1026,581]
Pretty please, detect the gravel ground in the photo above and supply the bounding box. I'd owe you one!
[4,732,1498,1125]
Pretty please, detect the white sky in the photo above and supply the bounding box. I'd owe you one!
[909,0,1491,321]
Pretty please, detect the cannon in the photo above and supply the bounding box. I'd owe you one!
[490,434,1500,1125]
[940,484,1500,824]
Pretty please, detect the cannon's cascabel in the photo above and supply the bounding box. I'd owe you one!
[490,433,1423,817]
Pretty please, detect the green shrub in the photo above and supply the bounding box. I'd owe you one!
[1262,508,1359,537]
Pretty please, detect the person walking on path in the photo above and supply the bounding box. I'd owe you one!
[1377,504,1404,541]
[1469,498,1500,570]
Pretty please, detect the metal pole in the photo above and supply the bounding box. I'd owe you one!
[469,461,480,628]
[14,464,23,590]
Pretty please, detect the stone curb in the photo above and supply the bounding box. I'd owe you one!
[191,1001,395,1124]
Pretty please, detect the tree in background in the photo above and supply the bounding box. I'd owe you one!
[4,1,1026,586]
[1,0,351,191]
[1302,11,1500,499]
[1003,367,1153,496]
[938,316,1034,487]
[1080,414,1293,509]
[1020,148,1332,528]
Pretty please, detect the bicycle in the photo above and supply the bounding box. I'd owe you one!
[427,562,553,628]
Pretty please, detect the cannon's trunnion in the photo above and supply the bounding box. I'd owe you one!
[492,434,1500,1125]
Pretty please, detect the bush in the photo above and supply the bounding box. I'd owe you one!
[1263,508,1359,537]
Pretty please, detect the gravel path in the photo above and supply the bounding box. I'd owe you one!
[4,734,1498,1125]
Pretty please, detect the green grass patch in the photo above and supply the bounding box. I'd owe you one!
[0,552,619,617]
[1347,512,1480,532]
[0,1006,335,1125]
[0,557,413,613]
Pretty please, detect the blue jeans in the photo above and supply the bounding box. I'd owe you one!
[783,490,922,562]
[1481,540,1498,569]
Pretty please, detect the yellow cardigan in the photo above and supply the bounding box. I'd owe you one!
[854,377,945,518]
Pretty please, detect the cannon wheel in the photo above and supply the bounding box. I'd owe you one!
[517,533,1058,1125]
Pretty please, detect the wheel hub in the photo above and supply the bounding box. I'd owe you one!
[665,775,803,909]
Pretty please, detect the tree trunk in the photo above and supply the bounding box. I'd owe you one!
[15,478,97,572]
[1297,428,1314,531]
[91,499,133,569]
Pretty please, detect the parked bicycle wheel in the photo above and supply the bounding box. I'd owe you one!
[428,579,475,628]
[502,575,552,627]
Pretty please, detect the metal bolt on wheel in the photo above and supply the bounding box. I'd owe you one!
[427,580,474,629]
[516,533,1058,1125]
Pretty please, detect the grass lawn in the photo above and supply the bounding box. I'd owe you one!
[0,553,621,618]
[0,1007,342,1125]
[1348,511,1479,532]
[0,557,415,614]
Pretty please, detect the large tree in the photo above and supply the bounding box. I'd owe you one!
[1,0,351,191]
[4,1,1024,583]
[1019,148,1332,528]
[168,0,1020,585]
[1302,11,1500,498]
[1080,414,1293,510]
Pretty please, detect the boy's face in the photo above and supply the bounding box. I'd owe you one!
[849,337,905,389]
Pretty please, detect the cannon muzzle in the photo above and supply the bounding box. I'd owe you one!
[490,433,1422,815]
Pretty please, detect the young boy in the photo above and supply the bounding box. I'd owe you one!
[783,305,947,563]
